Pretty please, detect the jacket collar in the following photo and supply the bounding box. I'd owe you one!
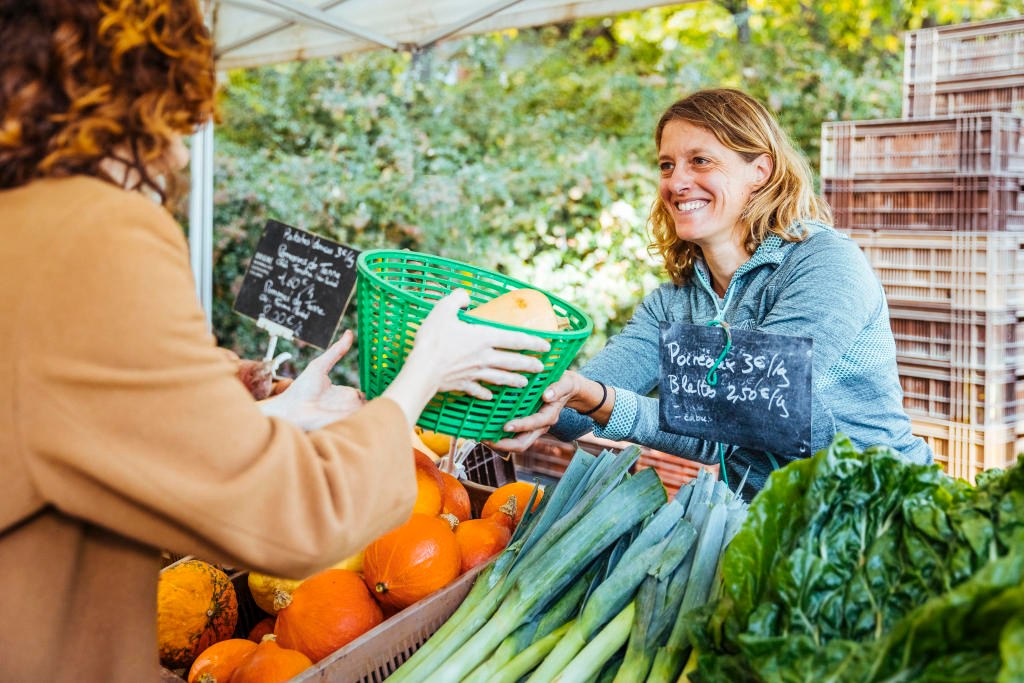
[694,219,832,290]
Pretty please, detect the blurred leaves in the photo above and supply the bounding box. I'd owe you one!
[196,1,1019,383]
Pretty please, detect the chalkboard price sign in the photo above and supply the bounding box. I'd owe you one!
[233,220,359,349]
[659,322,813,456]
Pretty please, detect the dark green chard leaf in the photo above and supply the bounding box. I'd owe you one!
[695,434,1024,682]
[865,552,1024,682]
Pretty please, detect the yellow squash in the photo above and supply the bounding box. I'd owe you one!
[468,288,560,332]
[248,551,365,614]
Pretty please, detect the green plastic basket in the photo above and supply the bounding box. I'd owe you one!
[357,249,593,441]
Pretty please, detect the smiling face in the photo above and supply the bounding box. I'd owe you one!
[658,119,771,253]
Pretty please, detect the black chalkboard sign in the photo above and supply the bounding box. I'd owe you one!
[659,322,813,456]
[233,220,359,349]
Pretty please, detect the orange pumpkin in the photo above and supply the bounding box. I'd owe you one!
[274,569,383,662]
[454,517,512,573]
[488,497,518,533]
[413,449,445,516]
[363,513,461,610]
[188,638,256,683]
[481,481,543,527]
[439,471,472,522]
[158,559,239,670]
[229,634,312,683]
[247,617,275,644]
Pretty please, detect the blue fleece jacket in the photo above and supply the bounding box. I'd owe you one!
[550,221,932,497]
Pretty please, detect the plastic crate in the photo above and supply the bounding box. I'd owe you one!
[512,434,714,497]
[821,114,1024,179]
[356,249,593,442]
[903,17,1024,86]
[844,230,1024,311]
[461,442,517,488]
[899,360,1024,426]
[825,175,1024,232]
[512,434,577,480]
[911,416,1022,483]
[889,307,1024,371]
[904,76,1024,118]
[634,449,718,498]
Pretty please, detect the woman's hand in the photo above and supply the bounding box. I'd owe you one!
[489,371,581,452]
[414,289,551,399]
[383,289,551,426]
[259,330,366,431]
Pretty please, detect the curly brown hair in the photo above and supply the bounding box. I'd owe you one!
[648,89,832,285]
[0,0,215,205]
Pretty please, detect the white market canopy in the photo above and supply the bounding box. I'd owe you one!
[191,0,694,317]
[210,0,690,69]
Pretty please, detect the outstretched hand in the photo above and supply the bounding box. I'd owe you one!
[408,289,551,400]
[382,289,552,427]
[258,330,365,431]
[489,371,578,452]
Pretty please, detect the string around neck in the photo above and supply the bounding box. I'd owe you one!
[704,319,732,386]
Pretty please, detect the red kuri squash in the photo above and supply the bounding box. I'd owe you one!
[187,638,256,683]
[481,481,543,527]
[228,634,312,683]
[247,617,275,644]
[454,517,512,573]
[273,569,383,662]
[362,513,460,610]
[439,471,472,522]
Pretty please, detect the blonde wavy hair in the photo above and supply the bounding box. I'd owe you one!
[648,89,832,285]
[0,0,215,205]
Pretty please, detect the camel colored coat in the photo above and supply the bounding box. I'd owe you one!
[0,177,416,680]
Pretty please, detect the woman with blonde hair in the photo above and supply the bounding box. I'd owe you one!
[497,88,930,495]
[0,1,547,679]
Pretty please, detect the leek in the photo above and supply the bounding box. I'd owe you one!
[428,466,666,680]
[490,621,575,683]
[553,601,635,683]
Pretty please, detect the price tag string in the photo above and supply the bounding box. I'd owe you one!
[704,318,733,487]
[703,313,784,486]
[704,279,736,387]
[704,320,732,387]
[667,283,796,491]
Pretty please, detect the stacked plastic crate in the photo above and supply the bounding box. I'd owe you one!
[821,16,1024,481]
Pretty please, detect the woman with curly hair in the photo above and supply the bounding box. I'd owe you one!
[496,89,931,496]
[0,1,546,679]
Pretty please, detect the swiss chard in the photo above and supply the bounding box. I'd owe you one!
[696,434,1024,682]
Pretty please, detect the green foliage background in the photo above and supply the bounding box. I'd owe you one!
[195,0,1019,383]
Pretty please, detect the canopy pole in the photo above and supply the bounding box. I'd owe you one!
[189,121,215,325]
